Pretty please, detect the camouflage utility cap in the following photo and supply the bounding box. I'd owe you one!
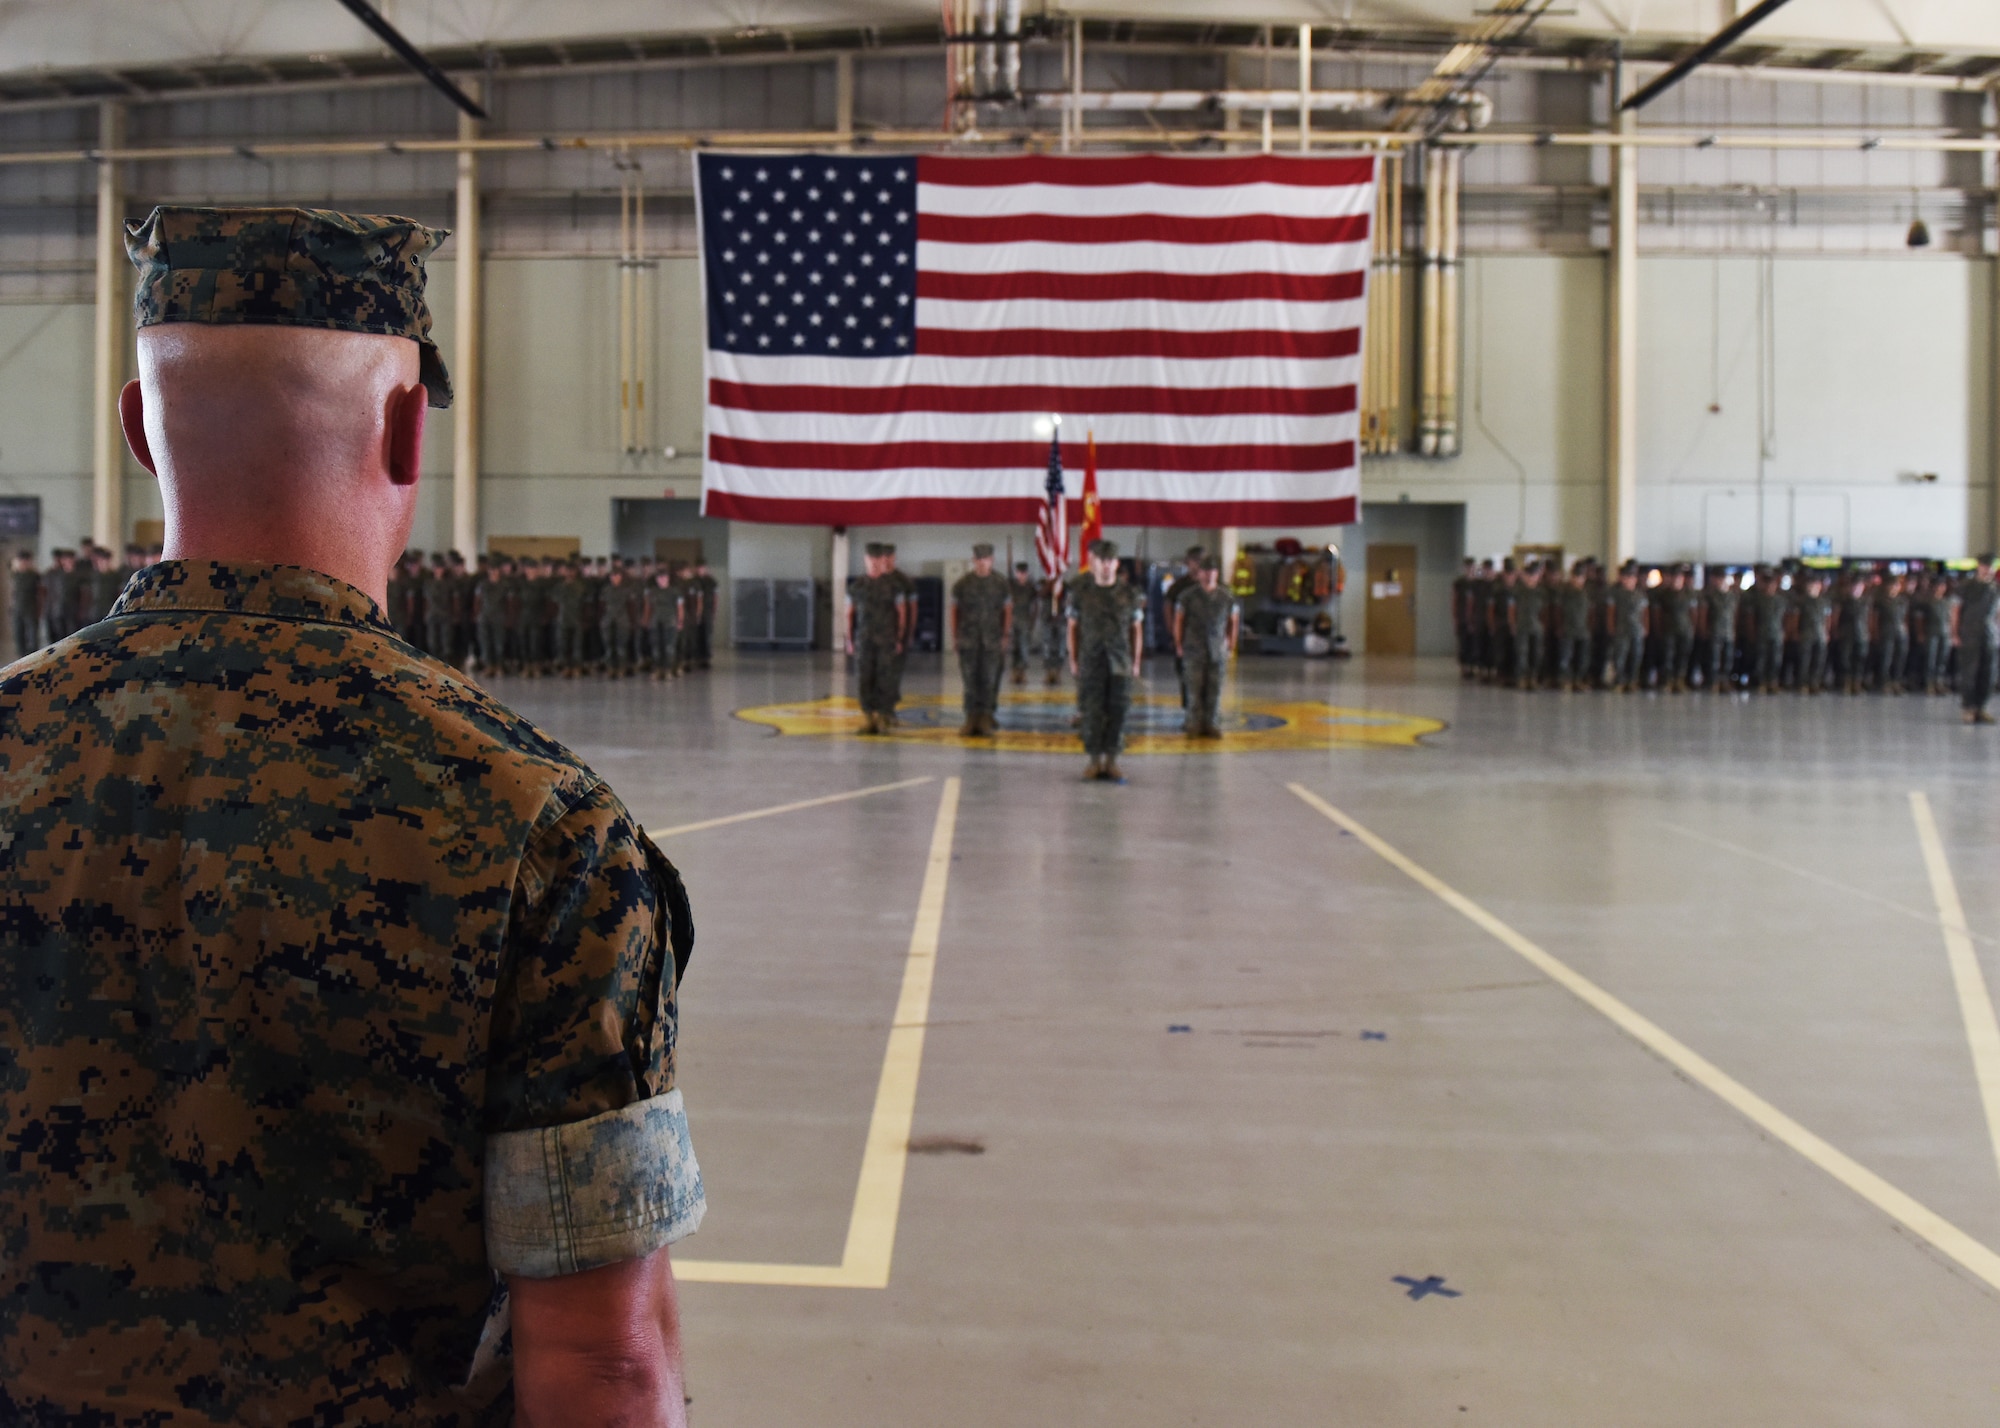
[1089,538,1119,560]
[126,205,454,408]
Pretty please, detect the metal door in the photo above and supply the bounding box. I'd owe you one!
[1365,543,1418,655]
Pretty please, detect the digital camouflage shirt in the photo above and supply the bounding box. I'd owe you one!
[951,569,1010,648]
[852,572,905,646]
[1071,575,1146,675]
[1177,584,1236,663]
[0,561,703,1427]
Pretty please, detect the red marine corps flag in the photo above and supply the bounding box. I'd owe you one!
[697,152,1373,527]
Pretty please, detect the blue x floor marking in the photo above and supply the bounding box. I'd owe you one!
[1393,1275,1461,1300]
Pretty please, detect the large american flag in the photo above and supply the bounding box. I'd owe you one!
[696,152,1374,527]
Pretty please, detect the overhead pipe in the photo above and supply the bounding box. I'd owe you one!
[1000,0,1021,98]
[15,124,2000,172]
[1362,148,1406,456]
[978,0,998,98]
[1436,146,1462,458]
[1029,88,1492,119]
[1417,146,1462,459]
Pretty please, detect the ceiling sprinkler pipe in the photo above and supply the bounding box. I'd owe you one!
[1030,88,1490,120]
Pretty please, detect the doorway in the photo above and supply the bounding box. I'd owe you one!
[1365,543,1418,655]
[1355,501,1465,655]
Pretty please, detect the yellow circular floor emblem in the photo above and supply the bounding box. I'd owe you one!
[735,690,1442,754]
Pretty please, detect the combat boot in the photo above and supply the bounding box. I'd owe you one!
[1102,759,1125,782]
[1046,670,1060,686]
[1012,668,1026,686]
[958,719,977,737]
[1083,755,1103,780]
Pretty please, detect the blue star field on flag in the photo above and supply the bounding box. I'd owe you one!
[698,155,918,358]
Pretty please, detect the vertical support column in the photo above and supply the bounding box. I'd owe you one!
[1607,108,1639,565]
[1219,527,1240,586]
[91,100,124,551]
[1297,25,1311,153]
[835,52,855,139]
[453,81,482,559]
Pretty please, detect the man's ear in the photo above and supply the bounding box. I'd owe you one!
[119,380,156,476]
[388,383,426,488]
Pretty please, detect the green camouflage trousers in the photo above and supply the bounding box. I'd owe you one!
[1077,664,1133,757]
[959,640,1004,720]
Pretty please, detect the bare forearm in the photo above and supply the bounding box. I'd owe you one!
[512,1250,687,1428]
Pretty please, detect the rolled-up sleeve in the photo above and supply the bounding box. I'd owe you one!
[484,1088,705,1278]
[481,780,702,1278]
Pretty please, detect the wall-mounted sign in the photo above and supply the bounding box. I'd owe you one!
[0,495,40,537]
[1799,535,1833,557]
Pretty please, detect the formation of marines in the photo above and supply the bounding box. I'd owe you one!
[7,541,155,658]
[390,549,718,679]
[1453,555,2000,723]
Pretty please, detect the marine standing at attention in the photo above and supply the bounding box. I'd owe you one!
[1007,560,1039,686]
[1069,538,1147,782]
[1512,561,1548,690]
[1954,560,1999,724]
[1703,567,1740,693]
[883,542,916,721]
[1606,564,1648,693]
[0,206,702,1427]
[8,548,39,658]
[1174,556,1239,737]
[1555,562,1593,690]
[950,542,1011,737]
[848,541,906,735]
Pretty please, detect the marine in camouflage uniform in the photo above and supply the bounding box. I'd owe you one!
[1512,562,1548,690]
[1699,569,1737,693]
[0,205,702,1428]
[1834,574,1872,694]
[648,569,682,681]
[1956,564,2000,723]
[1069,538,1147,781]
[1747,569,1786,693]
[692,563,718,670]
[950,543,1012,736]
[1918,575,1956,695]
[599,566,642,677]
[1793,574,1833,693]
[1554,564,1593,690]
[1606,567,1647,692]
[1659,567,1698,692]
[8,550,40,659]
[848,541,906,734]
[1040,574,1066,684]
[1872,573,1911,694]
[673,565,700,676]
[884,544,915,718]
[425,551,457,665]
[474,560,507,673]
[1007,562,1039,685]
[1175,558,1238,737]
[40,549,76,643]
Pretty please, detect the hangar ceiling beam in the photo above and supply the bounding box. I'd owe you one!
[1619,0,1805,112]
[91,100,123,551]
[331,0,489,120]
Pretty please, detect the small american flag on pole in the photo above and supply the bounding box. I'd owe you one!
[697,152,1374,527]
[1034,429,1067,581]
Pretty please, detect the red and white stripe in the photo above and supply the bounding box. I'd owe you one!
[704,153,1374,528]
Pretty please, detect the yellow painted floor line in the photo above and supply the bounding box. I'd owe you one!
[648,775,933,841]
[1909,791,2000,1188]
[677,776,961,1289]
[1288,782,2000,1296]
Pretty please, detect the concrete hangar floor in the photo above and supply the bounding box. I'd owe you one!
[497,651,2000,1426]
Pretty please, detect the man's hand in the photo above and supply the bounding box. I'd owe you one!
[511,1247,687,1428]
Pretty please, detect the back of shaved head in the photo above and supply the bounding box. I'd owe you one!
[122,324,428,605]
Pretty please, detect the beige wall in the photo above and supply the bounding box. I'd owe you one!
[2,250,1990,577]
